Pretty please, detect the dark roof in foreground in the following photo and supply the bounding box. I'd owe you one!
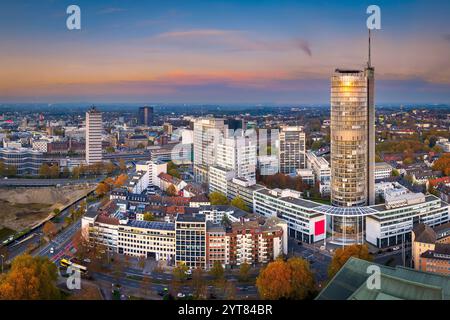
[316,257,450,300]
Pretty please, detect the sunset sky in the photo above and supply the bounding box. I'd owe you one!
[1,0,450,104]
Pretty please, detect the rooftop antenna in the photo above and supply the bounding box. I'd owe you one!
[367,29,372,68]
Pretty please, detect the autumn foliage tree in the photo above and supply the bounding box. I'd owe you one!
[0,254,60,300]
[256,257,316,300]
[432,153,450,176]
[42,221,57,240]
[328,244,372,279]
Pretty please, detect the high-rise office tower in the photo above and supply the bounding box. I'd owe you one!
[193,117,227,184]
[138,106,154,126]
[85,107,103,165]
[278,126,306,174]
[330,39,375,206]
[216,134,257,181]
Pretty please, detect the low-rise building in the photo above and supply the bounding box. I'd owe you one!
[412,222,450,275]
[374,162,393,180]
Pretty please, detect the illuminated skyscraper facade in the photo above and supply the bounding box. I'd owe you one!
[330,68,375,207]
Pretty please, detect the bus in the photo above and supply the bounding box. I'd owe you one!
[60,258,88,275]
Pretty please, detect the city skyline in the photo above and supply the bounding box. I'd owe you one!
[1,0,450,104]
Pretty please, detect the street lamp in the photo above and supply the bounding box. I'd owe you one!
[1,254,4,273]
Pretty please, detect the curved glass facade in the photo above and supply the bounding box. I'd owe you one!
[331,70,368,207]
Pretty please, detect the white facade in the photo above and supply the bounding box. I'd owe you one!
[136,160,167,186]
[85,107,103,165]
[215,134,257,181]
[374,162,393,180]
[278,126,306,174]
[209,165,235,196]
[258,155,279,176]
[193,117,227,183]
[126,171,149,194]
[306,151,331,185]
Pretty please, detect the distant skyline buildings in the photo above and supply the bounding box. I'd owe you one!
[138,106,154,126]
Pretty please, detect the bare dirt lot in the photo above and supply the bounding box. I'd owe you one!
[0,185,94,232]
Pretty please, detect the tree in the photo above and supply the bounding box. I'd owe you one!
[143,213,155,221]
[114,174,128,188]
[138,256,146,270]
[105,147,115,154]
[209,261,224,281]
[95,182,110,197]
[328,244,372,279]
[140,276,152,298]
[191,267,207,299]
[0,254,60,300]
[230,197,249,212]
[42,221,57,240]
[255,256,316,300]
[118,159,126,172]
[223,281,237,300]
[391,169,400,177]
[71,166,81,179]
[39,164,51,178]
[166,184,177,196]
[209,192,229,205]
[49,165,60,179]
[288,257,315,300]
[256,258,292,300]
[105,161,116,174]
[172,262,188,282]
[239,262,251,282]
[62,166,70,178]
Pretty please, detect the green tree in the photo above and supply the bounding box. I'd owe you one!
[39,164,51,178]
[239,262,251,282]
[173,262,189,282]
[209,192,229,205]
[230,197,249,212]
[191,267,207,299]
[209,261,224,281]
[143,213,155,221]
[391,169,400,177]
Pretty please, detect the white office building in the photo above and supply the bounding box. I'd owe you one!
[193,117,227,184]
[374,162,393,180]
[85,107,103,165]
[136,160,167,186]
[278,126,306,174]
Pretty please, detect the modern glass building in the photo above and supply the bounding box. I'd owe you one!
[0,147,43,176]
[330,69,375,207]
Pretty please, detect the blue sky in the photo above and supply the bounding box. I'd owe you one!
[0,0,449,104]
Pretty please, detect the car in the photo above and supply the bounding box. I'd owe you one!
[320,245,326,251]
[297,241,303,246]
[392,246,401,251]
[49,247,54,254]
[83,258,91,264]
[177,293,186,298]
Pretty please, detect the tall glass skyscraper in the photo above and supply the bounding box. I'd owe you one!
[330,67,375,207]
